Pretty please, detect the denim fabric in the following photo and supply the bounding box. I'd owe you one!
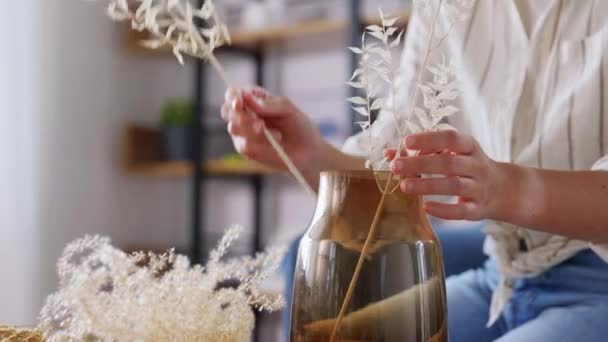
[448,250,608,342]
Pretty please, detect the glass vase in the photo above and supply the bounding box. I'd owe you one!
[290,171,447,342]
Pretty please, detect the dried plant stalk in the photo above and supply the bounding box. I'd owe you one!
[329,172,395,341]
[99,0,315,196]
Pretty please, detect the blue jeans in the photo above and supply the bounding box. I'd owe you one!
[280,221,487,340]
[448,250,608,341]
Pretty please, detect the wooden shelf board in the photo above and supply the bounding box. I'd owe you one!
[125,12,410,53]
[125,160,275,178]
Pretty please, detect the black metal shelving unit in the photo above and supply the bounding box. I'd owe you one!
[188,1,373,340]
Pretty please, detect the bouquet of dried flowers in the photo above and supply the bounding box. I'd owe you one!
[38,226,284,341]
[331,1,473,340]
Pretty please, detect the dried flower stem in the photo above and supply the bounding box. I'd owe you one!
[329,172,394,342]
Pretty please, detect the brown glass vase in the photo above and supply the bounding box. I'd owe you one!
[290,171,447,342]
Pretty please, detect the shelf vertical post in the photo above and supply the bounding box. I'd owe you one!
[190,0,207,264]
[251,47,265,342]
[349,0,362,134]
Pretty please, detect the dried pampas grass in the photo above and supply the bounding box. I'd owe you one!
[38,226,285,342]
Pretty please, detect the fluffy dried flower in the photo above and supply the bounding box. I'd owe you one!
[38,225,285,342]
[101,0,230,65]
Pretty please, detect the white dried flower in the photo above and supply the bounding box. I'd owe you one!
[100,0,230,65]
[38,226,285,342]
[413,55,460,132]
[348,3,473,164]
[347,9,405,169]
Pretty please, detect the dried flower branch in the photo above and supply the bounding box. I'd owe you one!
[94,0,315,196]
[332,2,473,340]
[347,9,405,170]
[38,226,285,342]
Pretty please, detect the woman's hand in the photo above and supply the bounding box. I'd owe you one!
[222,87,325,173]
[390,130,508,221]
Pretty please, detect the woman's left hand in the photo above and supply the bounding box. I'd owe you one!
[390,130,507,221]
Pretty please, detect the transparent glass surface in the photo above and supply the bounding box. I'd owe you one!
[290,171,447,342]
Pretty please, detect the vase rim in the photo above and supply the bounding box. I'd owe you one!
[320,169,393,179]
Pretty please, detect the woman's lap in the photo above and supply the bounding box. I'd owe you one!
[448,250,608,342]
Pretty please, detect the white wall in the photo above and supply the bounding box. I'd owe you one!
[0,0,42,326]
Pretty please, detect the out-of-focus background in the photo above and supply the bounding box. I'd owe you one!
[0,0,410,339]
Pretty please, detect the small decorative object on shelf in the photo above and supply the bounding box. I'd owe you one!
[159,98,193,161]
[37,226,285,341]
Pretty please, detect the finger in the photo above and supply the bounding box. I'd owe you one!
[385,149,397,160]
[415,148,451,156]
[233,136,266,160]
[405,130,476,155]
[391,154,476,177]
[221,102,230,121]
[423,201,482,221]
[385,146,410,160]
[401,176,477,197]
[243,92,292,118]
[227,117,265,137]
[266,128,283,143]
[225,87,244,111]
[246,86,270,100]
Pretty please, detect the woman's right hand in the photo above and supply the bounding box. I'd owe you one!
[221,86,325,176]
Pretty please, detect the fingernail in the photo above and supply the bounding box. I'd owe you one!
[231,99,238,111]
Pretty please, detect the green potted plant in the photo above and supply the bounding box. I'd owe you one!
[159,98,194,161]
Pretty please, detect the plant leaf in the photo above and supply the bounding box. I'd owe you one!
[383,17,399,27]
[434,123,457,131]
[349,68,362,81]
[356,121,370,130]
[386,27,397,36]
[368,31,385,41]
[353,107,370,117]
[348,47,363,54]
[371,98,384,110]
[346,97,367,105]
[346,81,365,89]
[390,30,404,48]
[366,25,383,32]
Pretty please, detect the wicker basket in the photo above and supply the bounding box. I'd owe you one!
[0,325,43,342]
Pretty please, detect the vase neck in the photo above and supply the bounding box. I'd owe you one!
[308,171,436,247]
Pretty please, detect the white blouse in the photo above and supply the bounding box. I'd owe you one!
[343,0,608,325]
